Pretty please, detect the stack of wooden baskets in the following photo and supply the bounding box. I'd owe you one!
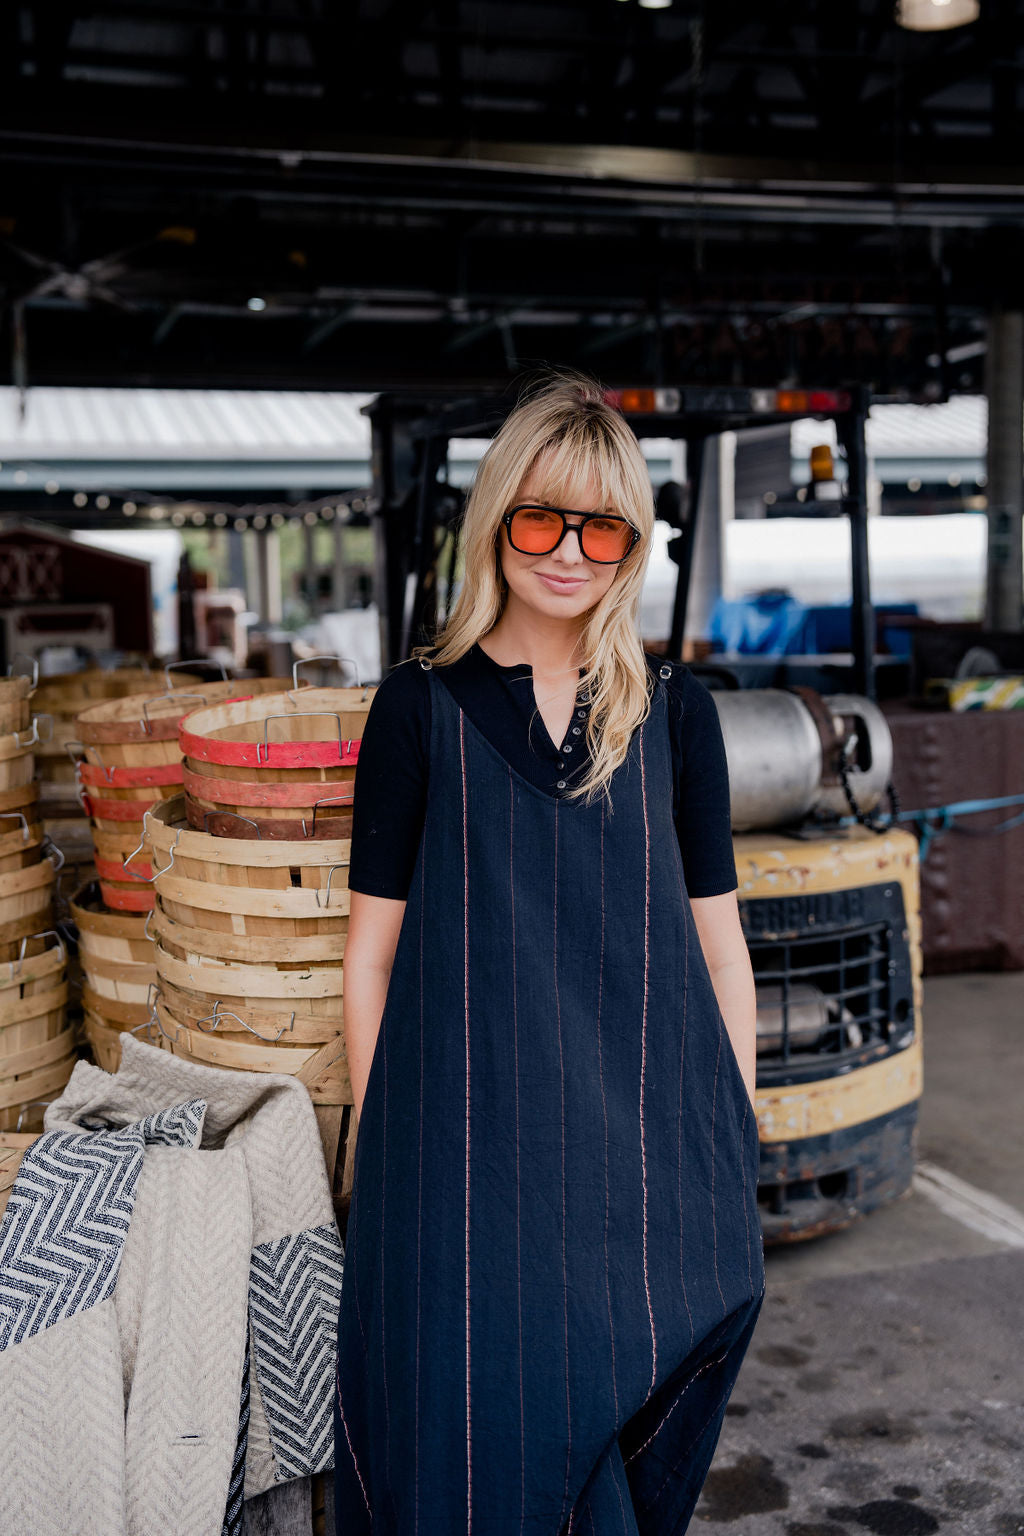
[33,665,175,885]
[0,929,72,1135]
[70,674,289,1062]
[0,675,41,877]
[146,681,374,1195]
[0,690,61,969]
[0,675,73,1132]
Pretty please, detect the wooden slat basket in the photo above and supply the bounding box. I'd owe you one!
[179,685,374,839]
[70,882,161,1070]
[0,928,73,1132]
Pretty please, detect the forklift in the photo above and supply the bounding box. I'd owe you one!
[365,385,923,1244]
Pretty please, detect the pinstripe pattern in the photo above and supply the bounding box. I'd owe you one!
[740,1096,754,1296]
[381,956,393,1517]
[671,838,696,1348]
[597,801,620,1421]
[710,1032,727,1313]
[553,796,573,1529]
[638,733,658,1399]
[508,769,527,1529]
[334,664,764,1533]
[460,710,473,1529]
[414,816,426,1534]
[335,1361,371,1516]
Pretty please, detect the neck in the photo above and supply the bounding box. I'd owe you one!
[483,596,586,677]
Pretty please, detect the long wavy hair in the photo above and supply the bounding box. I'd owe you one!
[412,371,656,805]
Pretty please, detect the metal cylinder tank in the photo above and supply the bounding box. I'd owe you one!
[712,690,822,831]
[711,689,893,830]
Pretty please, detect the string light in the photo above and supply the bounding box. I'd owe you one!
[95,493,110,510]
[233,518,247,532]
[123,501,137,516]
[44,479,59,495]
[73,492,88,508]
[213,512,228,527]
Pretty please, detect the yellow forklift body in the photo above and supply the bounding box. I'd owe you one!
[734,824,923,1241]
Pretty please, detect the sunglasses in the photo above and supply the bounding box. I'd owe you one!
[502,504,641,565]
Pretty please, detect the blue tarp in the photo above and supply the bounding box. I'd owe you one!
[709,594,918,656]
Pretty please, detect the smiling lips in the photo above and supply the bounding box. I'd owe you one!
[538,573,587,592]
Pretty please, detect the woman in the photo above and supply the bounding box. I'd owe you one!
[335,374,765,1534]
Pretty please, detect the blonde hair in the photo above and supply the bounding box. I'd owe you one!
[413,371,656,805]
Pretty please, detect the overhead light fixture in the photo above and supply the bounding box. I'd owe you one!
[638,0,674,7]
[247,296,267,312]
[896,0,978,30]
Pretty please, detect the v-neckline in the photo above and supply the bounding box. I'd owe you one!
[472,641,584,758]
[429,662,657,809]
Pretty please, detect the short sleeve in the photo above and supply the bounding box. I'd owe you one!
[348,661,430,900]
[664,665,738,899]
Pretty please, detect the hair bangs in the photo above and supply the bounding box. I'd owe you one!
[521,421,638,525]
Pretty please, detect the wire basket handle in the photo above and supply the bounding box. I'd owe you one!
[165,659,228,687]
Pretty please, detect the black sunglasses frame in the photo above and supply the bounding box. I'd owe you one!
[502,504,642,565]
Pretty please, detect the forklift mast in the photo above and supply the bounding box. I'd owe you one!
[366,385,875,698]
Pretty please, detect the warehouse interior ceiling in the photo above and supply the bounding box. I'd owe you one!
[3,0,1024,397]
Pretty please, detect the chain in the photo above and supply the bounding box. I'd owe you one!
[838,740,901,834]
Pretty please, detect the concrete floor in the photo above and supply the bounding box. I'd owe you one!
[694,972,1024,1536]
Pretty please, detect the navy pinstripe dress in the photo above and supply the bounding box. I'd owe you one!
[334,659,765,1534]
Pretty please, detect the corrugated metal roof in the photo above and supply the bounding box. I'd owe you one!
[0,386,375,461]
[792,394,987,459]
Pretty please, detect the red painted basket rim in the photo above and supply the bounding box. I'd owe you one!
[84,793,164,822]
[182,765,355,810]
[179,726,360,769]
[79,761,184,788]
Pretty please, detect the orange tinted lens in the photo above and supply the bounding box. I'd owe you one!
[581,518,634,561]
[509,507,563,552]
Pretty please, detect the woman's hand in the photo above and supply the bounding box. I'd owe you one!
[343,890,407,1120]
[691,890,757,1110]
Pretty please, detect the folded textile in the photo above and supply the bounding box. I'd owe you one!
[0,1034,344,1536]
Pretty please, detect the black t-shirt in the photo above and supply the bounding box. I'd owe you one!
[349,643,737,901]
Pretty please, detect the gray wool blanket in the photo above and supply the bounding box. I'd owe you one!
[0,1034,344,1536]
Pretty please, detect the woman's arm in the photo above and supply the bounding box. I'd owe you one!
[343,890,407,1120]
[691,890,757,1108]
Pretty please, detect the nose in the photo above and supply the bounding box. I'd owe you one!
[552,517,587,566]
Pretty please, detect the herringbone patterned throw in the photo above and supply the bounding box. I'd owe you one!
[0,1035,343,1536]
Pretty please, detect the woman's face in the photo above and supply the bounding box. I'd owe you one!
[497,462,628,625]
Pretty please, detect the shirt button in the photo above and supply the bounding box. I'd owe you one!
[572,726,582,736]
[556,780,567,790]
[576,708,586,719]
[557,760,565,770]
